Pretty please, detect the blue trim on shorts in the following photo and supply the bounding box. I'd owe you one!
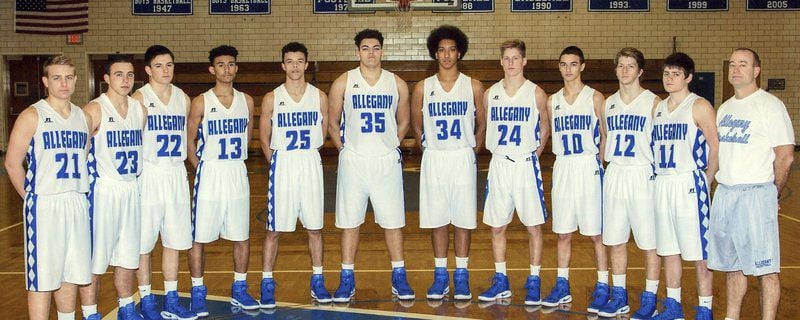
[693,170,710,260]
[596,154,604,230]
[191,161,205,239]
[24,193,39,291]
[339,114,346,144]
[24,139,36,193]
[531,152,548,220]
[196,125,205,158]
[693,129,708,170]
[267,151,277,232]
[87,137,98,256]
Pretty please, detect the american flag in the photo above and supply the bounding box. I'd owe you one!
[15,0,89,35]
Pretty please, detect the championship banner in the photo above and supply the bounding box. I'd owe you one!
[746,0,799,10]
[210,0,271,15]
[589,0,649,11]
[440,0,494,12]
[132,0,193,15]
[511,0,572,12]
[667,0,728,11]
[314,0,364,13]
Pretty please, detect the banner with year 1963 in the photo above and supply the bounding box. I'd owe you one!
[210,0,271,15]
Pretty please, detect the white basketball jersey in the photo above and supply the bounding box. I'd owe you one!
[653,93,707,175]
[604,90,657,166]
[550,86,601,157]
[137,84,188,166]
[340,68,399,156]
[421,73,476,150]
[197,89,249,162]
[88,94,144,181]
[25,100,89,195]
[270,84,324,151]
[485,79,541,156]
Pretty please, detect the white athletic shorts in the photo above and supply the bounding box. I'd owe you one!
[551,155,603,236]
[192,160,251,243]
[24,192,92,292]
[419,148,477,229]
[655,170,710,261]
[707,183,780,276]
[89,178,141,274]
[139,163,192,253]
[268,150,324,232]
[483,152,547,228]
[335,148,405,229]
[602,163,656,249]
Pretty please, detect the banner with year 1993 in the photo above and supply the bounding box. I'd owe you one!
[589,0,649,11]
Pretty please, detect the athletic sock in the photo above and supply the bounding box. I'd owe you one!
[557,267,569,280]
[191,277,204,287]
[342,264,354,271]
[645,279,659,294]
[597,270,609,284]
[139,284,152,297]
[495,262,507,275]
[391,261,405,269]
[312,266,323,275]
[164,280,178,292]
[119,296,134,307]
[612,274,626,288]
[530,265,541,277]
[57,311,75,320]
[262,271,274,279]
[666,287,681,302]
[699,296,713,309]
[455,256,469,269]
[81,304,98,316]
[434,257,447,268]
[234,272,247,282]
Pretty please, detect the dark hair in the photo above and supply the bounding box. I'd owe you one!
[144,45,174,66]
[353,29,384,47]
[426,25,469,60]
[614,47,645,70]
[500,39,526,58]
[208,45,239,63]
[664,52,695,78]
[281,42,308,61]
[733,47,761,67]
[104,54,134,75]
[559,46,585,64]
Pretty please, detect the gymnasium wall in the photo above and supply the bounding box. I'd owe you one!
[1,0,798,147]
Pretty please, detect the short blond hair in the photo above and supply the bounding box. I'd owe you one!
[42,55,75,77]
[500,39,526,58]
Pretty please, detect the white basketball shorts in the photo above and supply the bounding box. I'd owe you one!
[139,163,192,253]
[602,163,656,249]
[483,152,547,228]
[419,148,477,229]
[335,148,405,229]
[192,161,251,243]
[267,150,324,232]
[551,155,603,236]
[655,170,710,261]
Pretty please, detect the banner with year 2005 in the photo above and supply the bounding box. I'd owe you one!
[132,0,193,15]
[667,0,728,11]
[747,0,800,10]
[511,0,572,12]
[589,0,649,11]
[210,0,271,15]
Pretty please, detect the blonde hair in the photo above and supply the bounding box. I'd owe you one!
[42,55,75,77]
[500,39,526,58]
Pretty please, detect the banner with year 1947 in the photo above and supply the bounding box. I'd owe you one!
[132,0,193,15]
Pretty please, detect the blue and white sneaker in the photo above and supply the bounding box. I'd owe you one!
[541,277,572,307]
[426,267,449,299]
[259,278,276,309]
[84,313,101,320]
[478,273,511,301]
[653,297,684,320]
[632,291,658,319]
[118,302,143,320]
[190,285,209,317]
[139,294,162,320]
[162,291,198,320]
[333,269,355,303]
[391,267,415,300]
[524,275,542,306]
[310,274,332,303]
[597,286,630,317]
[587,282,610,313]
[231,280,261,310]
[452,268,471,300]
[695,306,713,320]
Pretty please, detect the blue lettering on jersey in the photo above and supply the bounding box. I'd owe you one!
[106,130,143,148]
[718,114,752,144]
[147,115,186,131]
[42,130,88,150]
[352,95,393,109]
[207,118,248,135]
[276,111,319,128]
[427,101,468,117]
[606,114,647,132]
[652,123,688,141]
[554,115,593,133]
[490,106,531,122]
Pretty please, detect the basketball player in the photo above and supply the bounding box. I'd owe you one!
[259,42,331,308]
[597,48,662,318]
[132,45,197,320]
[707,48,794,320]
[327,29,414,302]
[651,52,718,320]
[187,45,259,315]
[5,55,91,320]
[542,46,610,311]
[411,25,485,301]
[477,40,551,306]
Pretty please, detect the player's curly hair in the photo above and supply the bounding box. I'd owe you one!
[208,45,239,63]
[426,25,469,61]
[354,29,384,48]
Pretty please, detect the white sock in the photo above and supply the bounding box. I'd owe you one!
[164,280,178,292]
[81,304,97,316]
[191,277,204,287]
[57,311,75,320]
[699,296,713,309]
[234,272,247,282]
[263,271,274,279]
[434,257,447,268]
[138,284,152,297]
[342,263,354,270]
[667,287,681,302]
[612,274,626,288]
[312,266,323,275]
[455,256,469,269]
[119,296,134,307]
[495,262,507,275]
[597,270,609,284]
[557,267,569,280]
[391,260,405,269]
[645,279,659,294]
[530,265,541,277]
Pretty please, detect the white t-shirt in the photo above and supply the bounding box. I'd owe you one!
[716,89,794,185]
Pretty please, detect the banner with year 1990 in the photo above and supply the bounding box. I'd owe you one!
[511,0,572,12]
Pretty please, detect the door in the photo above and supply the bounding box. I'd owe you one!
[6,55,50,135]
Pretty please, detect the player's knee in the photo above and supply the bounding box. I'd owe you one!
[589,234,602,243]
[557,233,572,241]
[266,231,281,240]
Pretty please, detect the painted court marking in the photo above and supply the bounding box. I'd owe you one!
[0,221,22,233]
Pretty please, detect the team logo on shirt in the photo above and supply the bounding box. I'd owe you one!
[429,91,435,96]
[210,107,217,113]
[493,95,500,100]
[554,104,561,111]
[108,117,115,123]
[609,104,616,110]
[656,111,663,117]
[353,84,360,89]
[688,187,696,194]
[44,117,53,123]
[148,103,156,108]
[278,101,285,106]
